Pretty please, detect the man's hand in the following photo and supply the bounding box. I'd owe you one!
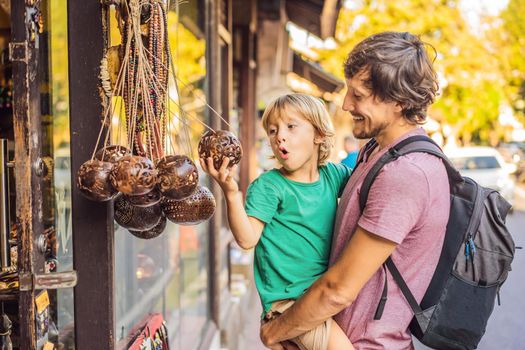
[200,156,239,196]
[260,320,274,348]
[261,320,300,350]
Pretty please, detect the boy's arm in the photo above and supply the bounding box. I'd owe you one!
[224,190,264,249]
[200,157,264,249]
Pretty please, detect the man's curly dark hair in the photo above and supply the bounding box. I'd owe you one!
[344,31,439,124]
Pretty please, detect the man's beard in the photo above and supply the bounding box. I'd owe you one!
[352,118,390,140]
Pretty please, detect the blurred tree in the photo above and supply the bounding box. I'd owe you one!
[49,0,70,150]
[318,0,508,144]
[496,0,525,121]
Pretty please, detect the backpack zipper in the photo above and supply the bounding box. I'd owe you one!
[463,183,484,276]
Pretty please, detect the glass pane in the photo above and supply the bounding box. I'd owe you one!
[40,0,75,348]
[451,156,501,170]
[112,2,210,349]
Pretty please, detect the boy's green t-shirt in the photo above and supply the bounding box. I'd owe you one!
[245,162,351,314]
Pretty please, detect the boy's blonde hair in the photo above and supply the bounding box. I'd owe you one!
[261,93,335,166]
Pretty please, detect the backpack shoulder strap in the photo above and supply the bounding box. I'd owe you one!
[390,135,462,183]
[353,138,378,173]
[359,135,462,212]
[363,134,462,321]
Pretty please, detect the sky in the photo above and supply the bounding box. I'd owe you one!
[460,0,509,16]
[460,0,509,32]
[343,0,510,22]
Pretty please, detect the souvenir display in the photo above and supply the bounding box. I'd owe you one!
[114,196,163,231]
[77,0,244,241]
[35,290,50,349]
[162,186,216,225]
[156,155,198,200]
[198,130,242,169]
[125,313,169,350]
[110,155,157,195]
[77,160,119,202]
[129,215,167,240]
[95,144,131,163]
[123,187,162,207]
[0,311,12,350]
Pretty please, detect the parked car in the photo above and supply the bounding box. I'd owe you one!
[497,143,524,166]
[445,147,516,206]
[498,142,525,184]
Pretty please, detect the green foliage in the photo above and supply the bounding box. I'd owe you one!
[497,0,525,119]
[318,0,513,144]
[48,0,70,149]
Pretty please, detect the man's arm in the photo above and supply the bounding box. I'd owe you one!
[260,225,397,346]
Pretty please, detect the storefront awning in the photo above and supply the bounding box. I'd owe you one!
[285,0,342,39]
[292,52,344,93]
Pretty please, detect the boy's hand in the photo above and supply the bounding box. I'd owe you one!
[200,156,239,196]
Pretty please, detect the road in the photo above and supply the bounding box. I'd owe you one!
[415,185,525,350]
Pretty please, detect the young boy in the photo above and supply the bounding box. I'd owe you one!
[200,93,354,350]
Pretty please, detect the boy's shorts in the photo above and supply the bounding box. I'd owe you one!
[263,299,332,350]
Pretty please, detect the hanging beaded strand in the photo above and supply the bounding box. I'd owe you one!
[146,0,168,160]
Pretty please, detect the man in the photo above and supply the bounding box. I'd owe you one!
[260,31,450,349]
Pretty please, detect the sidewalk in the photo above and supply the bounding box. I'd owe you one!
[237,279,267,350]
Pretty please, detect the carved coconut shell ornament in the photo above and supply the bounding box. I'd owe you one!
[129,215,167,239]
[198,130,242,169]
[123,187,162,207]
[162,185,216,225]
[77,159,119,202]
[114,196,163,231]
[95,145,131,163]
[156,155,199,200]
[110,155,157,195]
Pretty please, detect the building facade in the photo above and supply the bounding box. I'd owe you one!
[0,1,342,349]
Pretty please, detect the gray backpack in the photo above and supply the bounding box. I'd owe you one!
[357,135,516,350]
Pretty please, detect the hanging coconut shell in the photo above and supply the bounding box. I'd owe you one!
[162,185,216,225]
[198,130,242,169]
[123,187,162,207]
[156,155,199,200]
[114,196,163,231]
[77,159,119,202]
[95,145,131,163]
[110,155,157,195]
[129,215,167,239]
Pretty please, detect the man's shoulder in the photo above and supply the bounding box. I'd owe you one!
[383,151,447,180]
[370,152,449,200]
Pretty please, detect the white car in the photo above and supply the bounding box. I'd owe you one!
[445,146,516,206]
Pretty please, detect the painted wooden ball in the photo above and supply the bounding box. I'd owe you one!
[156,155,198,200]
[198,130,242,169]
[76,159,118,202]
[123,187,162,207]
[110,155,157,195]
[114,196,163,231]
[129,215,167,239]
[95,145,131,163]
[161,185,216,225]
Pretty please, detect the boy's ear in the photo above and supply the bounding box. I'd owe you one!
[314,135,324,145]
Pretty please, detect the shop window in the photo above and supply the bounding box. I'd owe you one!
[111,2,211,349]
[40,0,75,348]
